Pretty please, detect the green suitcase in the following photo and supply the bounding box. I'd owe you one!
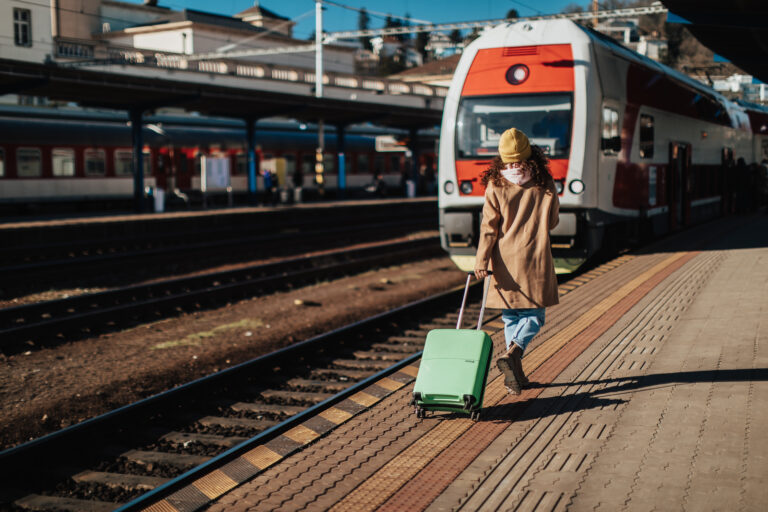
[412,272,493,421]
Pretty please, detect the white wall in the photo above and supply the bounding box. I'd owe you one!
[0,0,53,63]
[132,28,193,54]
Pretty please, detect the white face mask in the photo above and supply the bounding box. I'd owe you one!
[500,163,531,185]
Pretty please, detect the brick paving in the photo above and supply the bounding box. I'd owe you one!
[205,214,768,512]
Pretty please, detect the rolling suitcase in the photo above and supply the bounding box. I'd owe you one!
[412,272,493,421]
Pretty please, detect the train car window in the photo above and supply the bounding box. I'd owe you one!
[639,115,654,159]
[390,155,401,174]
[52,148,75,176]
[456,93,572,159]
[0,149,4,177]
[357,154,370,174]
[284,154,296,176]
[301,154,313,175]
[322,154,336,174]
[114,150,132,176]
[236,153,247,175]
[601,108,620,154]
[85,149,106,176]
[143,150,151,176]
[374,155,385,175]
[16,148,41,177]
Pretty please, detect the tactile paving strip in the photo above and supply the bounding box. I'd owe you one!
[331,252,696,511]
[137,255,634,512]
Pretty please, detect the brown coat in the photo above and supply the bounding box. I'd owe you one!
[475,179,560,309]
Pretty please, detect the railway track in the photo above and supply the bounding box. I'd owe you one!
[0,217,434,298]
[0,281,490,512]
[0,236,441,354]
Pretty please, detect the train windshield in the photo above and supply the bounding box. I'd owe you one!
[456,93,572,159]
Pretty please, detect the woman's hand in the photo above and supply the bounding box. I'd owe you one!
[474,268,489,280]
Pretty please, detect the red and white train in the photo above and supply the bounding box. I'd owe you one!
[438,19,768,272]
[0,107,437,212]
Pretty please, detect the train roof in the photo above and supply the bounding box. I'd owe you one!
[0,105,437,138]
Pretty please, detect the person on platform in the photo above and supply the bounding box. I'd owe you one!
[474,128,560,394]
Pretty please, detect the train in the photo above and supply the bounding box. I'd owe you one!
[438,18,768,273]
[0,105,438,212]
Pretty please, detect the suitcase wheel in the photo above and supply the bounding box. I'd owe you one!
[471,410,481,422]
[463,394,476,410]
[415,407,426,419]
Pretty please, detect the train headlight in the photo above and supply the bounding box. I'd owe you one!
[460,181,474,195]
[569,179,585,194]
[443,181,455,194]
[554,180,564,194]
[506,64,530,85]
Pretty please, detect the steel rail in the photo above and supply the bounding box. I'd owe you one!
[0,237,441,353]
[0,219,432,295]
[0,280,483,507]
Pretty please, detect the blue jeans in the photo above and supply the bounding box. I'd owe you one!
[501,308,545,353]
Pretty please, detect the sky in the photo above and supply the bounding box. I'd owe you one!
[125,1,593,40]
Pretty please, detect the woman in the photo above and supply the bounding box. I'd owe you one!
[474,128,560,394]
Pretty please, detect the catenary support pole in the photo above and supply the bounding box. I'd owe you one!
[130,108,145,213]
[245,117,258,205]
[336,124,346,198]
[409,127,420,197]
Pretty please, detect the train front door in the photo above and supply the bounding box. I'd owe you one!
[667,142,690,230]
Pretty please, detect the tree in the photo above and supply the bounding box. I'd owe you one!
[449,29,463,44]
[561,3,583,14]
[358,8,372,51]
[506,9,519,19]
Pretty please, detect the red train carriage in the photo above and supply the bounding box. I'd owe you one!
[438,19,759,273]
[0,107,436,211]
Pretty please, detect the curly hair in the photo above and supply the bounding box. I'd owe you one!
[480,145,554,189]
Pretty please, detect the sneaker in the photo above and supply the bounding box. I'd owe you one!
[497,356,521,395]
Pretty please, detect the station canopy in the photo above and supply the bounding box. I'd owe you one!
[662,0,768,83]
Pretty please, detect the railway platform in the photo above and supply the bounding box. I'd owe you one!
[139,213,767,512]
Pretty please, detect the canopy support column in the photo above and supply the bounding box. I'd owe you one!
[130,109,145,213]
[245,117,258,205]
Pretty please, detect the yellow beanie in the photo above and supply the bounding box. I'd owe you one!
[498,128,532,163]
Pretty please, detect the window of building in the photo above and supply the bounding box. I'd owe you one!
[639,114,654,158]
[601,107,620,154]
[16,148,41,177]
[84,149,106,176]
[0,148,4,177]
[52,148,76,176]
[14,8,32,47]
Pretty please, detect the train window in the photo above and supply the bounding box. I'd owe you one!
[301,154,313,175]
[357,154,370,174]
[0,149,4,177]
[16,148,41,177]
[390,155,401,174]
[601,107,621,154]
[322,154,335,174]
[284,154,296,176]
[236,153,247,175]
[639,115,654,159]
[84,149,106,176]
[52,148,75,176]
[114,150,151,176]
[374,155,385,175]
[115,150,132,176]
[456,93,572,159]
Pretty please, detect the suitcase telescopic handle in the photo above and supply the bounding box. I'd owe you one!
[456,271,493,330]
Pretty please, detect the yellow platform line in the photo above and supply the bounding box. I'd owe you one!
[330,252,686,512]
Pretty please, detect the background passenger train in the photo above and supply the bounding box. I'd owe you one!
[0,107,437,212]
[438,19,766,273]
